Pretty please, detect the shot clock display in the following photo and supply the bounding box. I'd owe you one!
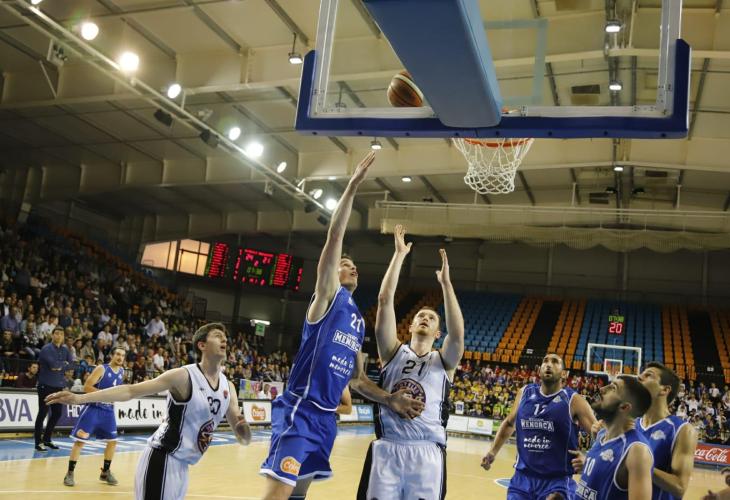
[204,242,303,291]
[608,312,625,335]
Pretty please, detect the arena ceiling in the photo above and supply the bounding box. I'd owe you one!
[0,0,729,245]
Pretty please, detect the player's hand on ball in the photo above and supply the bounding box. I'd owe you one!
[45,390,79,405]
[394,225,412,256]
[481,451,496,471]
[388,389,424,419]
[234,415,251,446]
[568,450,585,473]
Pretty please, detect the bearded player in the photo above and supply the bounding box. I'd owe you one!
[357,225,464,500]
[637,362,697,499]
[574,376,653,500]
[481,353,597,499]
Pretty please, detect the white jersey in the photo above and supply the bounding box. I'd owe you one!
[148,364,230,465]
[375,344,451,445]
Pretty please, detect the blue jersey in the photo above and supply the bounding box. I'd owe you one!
[636,415,689,500]
[575,428,653,500]
[286,287,364,411]
[89,364,124,411]
[515,384,579,478]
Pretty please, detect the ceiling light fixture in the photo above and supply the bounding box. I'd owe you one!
[310,188,323,200]
[199,129,219,148]
[605,20,622,33]
[370,138,382,150]
[288,33,303,65]
[244,141,264,159]
[613,165,624,172]
[401,176,412,183]
[153,109,173,127]
[80,21,99,41]
[609,80,623,92]
[166,83,182,99]
[276,162,287,173]
[118,51,139,73]
[325,198,338,211]
[227,126,241,141]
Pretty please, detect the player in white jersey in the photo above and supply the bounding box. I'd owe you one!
[46,323,252,500]
[357,225,465,500]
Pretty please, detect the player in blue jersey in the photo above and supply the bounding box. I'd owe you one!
[575,375,654,500]
[260,152,425,500]
[481,353,597,500]
[637,362,697,500]
[63,347,126,487]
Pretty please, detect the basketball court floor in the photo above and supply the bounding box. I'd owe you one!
[0,425,724,499]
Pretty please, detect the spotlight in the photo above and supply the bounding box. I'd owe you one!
[118,51,139,73]
[31,0,43,4]
[244,141,264,159]
[609,81,623,92]
[227,126,241,141]
[605,20,622,33]
[310,188,323,200]
[328,176,336,180]
[613,165,624,172]
[370,138,382,150]
[276,162,287,173]
[166,83,182,99]
[325,198,338,211]
[199,129,219,148]
[80,21,99,41]
[288,33,303,65]
[153,109,173,127]
[401,176,412,183]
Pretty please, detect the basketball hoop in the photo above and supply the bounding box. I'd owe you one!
[454,137,534,194]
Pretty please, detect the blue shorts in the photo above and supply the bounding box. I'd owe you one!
[260,393,337,486]
[71,405,118,441]
[507,469,575,500]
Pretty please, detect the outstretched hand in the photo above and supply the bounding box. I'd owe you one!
[349,152,376,187]
[45,390,79,406]
[435,248,450,285]
[394,224,412,255]
[569,449,585,474]
[233,414,252,446]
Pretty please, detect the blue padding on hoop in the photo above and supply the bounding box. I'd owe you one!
[362,0,503,128]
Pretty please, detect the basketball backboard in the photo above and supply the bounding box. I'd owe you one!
[296,0,689,139]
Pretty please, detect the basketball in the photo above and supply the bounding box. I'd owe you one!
[387,70,424,107]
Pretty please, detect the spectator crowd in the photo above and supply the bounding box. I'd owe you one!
[0,222,291,398]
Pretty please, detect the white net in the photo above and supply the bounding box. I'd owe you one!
[454,138,534,194]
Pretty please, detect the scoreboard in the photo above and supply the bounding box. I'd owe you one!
[203,242,303,291]
[608,313,625,335]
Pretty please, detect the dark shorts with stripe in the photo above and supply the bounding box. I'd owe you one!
[134,446,189,500]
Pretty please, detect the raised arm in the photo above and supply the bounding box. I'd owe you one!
[349,350,424,419]
[436,249,464,372]
[482,386,524,470]
[45,366,189,405]
[375,224,411,362]
[307,152,376,323]
[653,424,697,498]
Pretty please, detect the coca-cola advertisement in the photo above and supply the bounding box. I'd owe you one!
[695,442,730,466]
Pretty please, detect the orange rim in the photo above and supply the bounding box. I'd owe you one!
[462,138,533,148]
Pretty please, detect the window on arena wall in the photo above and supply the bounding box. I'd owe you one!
[141,239,210,276]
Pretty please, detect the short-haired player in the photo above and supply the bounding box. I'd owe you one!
[574,375,654,500]
[638,362,697,499]
[47,323,251,500]
[64,346,127,487]
[357,225,465,500]
[481,353,597,500]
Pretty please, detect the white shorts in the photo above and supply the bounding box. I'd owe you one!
[135,446,189,500]
[357,439,446,500]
